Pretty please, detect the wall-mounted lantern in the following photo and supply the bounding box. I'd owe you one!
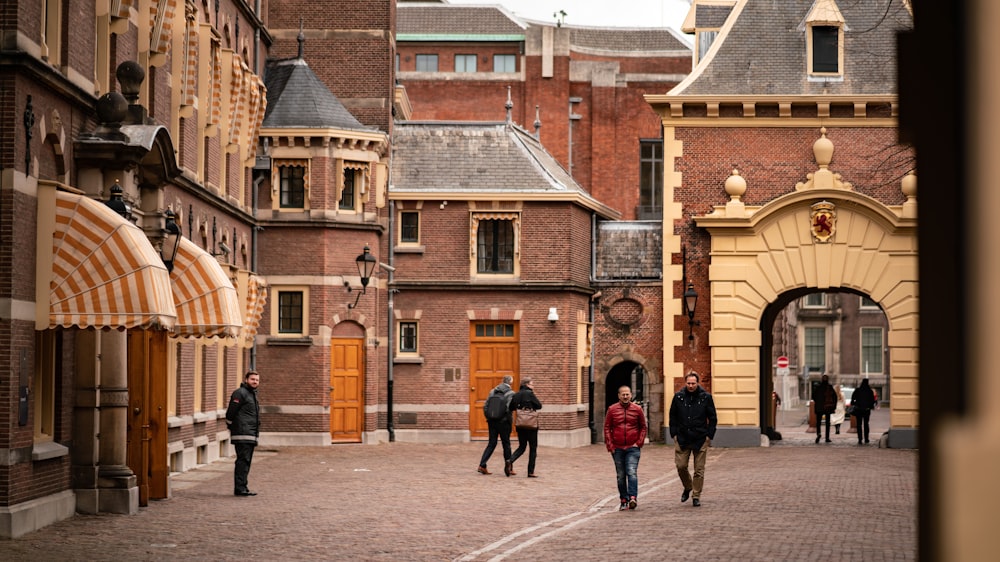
[347,245,378,309]
[683,282,699,341]
[161,210,182,273]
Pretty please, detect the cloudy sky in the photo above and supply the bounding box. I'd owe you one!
[444,0,692,33]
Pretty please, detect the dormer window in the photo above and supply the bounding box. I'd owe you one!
[805,0,846,78]
[811,25,840,73]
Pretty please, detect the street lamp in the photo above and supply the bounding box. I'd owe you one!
[161,210,182,273]
[347,245,378,309]
[684,282,699,341]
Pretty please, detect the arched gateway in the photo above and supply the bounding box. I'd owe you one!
[694,131,918,448]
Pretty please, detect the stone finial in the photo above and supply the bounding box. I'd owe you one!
[901,170,917,199]
[901,170,917,218]
[725,168,747,200]
[297,17,305,59]
[814,126,834,167]
[505,86,513,125]
[796,128,852,191]
[725,168,747,216]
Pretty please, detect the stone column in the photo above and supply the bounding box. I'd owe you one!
[96,330,138,514]
[71,330,101,514]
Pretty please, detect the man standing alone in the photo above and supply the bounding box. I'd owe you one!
[227,370,261,496]
[669,372,717,507]
[604,385,647,511]
[811,374,837,443]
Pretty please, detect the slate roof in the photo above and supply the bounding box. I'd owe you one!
[398,4,691,53]
[568,26,691,53]
[390,121,616,217]
[397,4,526,37]
[261,57,369,131]
[674,0,913,96]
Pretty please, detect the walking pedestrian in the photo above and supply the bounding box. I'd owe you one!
[507,377,542,478]
[812,374,837,443]
[669,371,717,507]
[831,384,846,434]
[477,375,514,475]
[226,370,261,496]
[851,378,878,444]
[604,385,647,511]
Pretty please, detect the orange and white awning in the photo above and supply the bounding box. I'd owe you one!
[170,237,243,338]
[241,274,267,346]
[42,189,177,330]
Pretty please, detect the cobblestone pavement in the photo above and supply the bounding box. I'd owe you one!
[0,407,914,561]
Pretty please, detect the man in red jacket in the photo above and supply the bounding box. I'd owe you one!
[604,385,647,511]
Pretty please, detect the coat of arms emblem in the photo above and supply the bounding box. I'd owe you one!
[810,201,836,243]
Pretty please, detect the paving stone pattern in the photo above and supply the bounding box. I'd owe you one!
[0,407,914,561]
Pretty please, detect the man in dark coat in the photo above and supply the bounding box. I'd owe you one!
[851,378,878,444]
[226,371,260,496]
[669,371,717,507]
[478,375,514,475]
[812,374,837,443]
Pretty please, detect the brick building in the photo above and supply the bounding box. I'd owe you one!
[1,0,275,536]
[647,0,916,447]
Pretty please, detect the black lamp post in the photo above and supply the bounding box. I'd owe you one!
[347,245,378,309]
[684,282,699,341]
[161,210,182,273]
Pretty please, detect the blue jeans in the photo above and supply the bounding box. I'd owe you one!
[612,447,641,500]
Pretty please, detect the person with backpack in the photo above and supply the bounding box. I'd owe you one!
[478,375,514,475]
[812,374,837,443]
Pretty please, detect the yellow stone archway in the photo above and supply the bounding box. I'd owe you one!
[694,131,919,447]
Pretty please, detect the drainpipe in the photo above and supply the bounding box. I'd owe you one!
[386,193,396,442]
[589,212,598,442]
[250,173,264,370]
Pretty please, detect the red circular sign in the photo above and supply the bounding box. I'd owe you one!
[776,356,789,369]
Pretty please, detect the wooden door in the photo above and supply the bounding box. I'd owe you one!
[330,338,364,443]
[469,322,519,439]
[126,330,169,506]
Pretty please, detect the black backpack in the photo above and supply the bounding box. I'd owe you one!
[484,390,508,421]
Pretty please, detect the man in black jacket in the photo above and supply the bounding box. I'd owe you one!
[669,372,717,507]
[226,371,260,496]
[811,374,837,444]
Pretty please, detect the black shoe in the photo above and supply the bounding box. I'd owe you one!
[825,439,832,443]
[235,491,257,496]
[815,437,820,443]
[681,489,691,502]
[692,498,701,507]
[504,461,512,477]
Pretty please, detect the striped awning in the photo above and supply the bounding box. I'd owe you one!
[170,237,243,338]
[48,191,177,330]
[241,274,268,345]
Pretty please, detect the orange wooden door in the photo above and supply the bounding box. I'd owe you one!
[469,322,519,439]
[126,330,169,505]
[330,338,364,443]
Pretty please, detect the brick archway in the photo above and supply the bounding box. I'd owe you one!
[695,184,918,448]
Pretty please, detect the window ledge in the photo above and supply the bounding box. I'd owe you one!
[168,415,194,428]
[393,356,425,365]
[32,441,69,461]
[393,245,425,254]
[266,336,313,346]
